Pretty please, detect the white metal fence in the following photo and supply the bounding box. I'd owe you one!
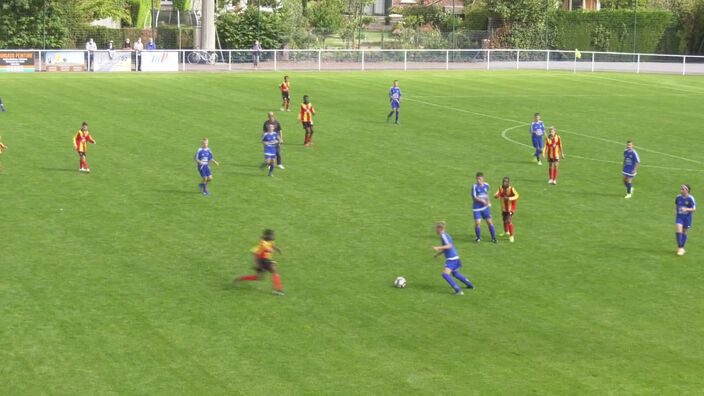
[2,49,704,75]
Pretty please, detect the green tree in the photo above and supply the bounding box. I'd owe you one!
[217,8,284,49]
[308,0,345,46]
[486,0,559,48]
[78,0,132,26]
[0,0,76,48]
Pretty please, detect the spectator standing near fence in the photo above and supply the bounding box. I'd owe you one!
[252,40,262,69]
[134,38,144,71]
[85,38,97,72]
[146,38,156,50]
[106,41,116,59]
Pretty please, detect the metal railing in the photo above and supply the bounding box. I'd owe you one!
[1,49,703,75]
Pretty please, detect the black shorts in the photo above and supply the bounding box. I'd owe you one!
[548,158,560,163]
[502,211,515,217]
[281,92,290,100]
[254,258,276,273]
[302,121,312,128]
[78,151,86,157]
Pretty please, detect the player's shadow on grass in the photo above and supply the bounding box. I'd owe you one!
[407,281,464,295]
[154,189,203,194]
[40,167,80,172]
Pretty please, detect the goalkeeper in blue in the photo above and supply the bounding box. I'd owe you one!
[675,184,696,256]
[622,140,640,199]
[0,97,6,112]
[386,80,401,124]
[433,221,474,295]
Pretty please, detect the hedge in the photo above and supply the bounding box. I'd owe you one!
[128,0,153,28]
[548,9,679,54]
[66,26,193,49]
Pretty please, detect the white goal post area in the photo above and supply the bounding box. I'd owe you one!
[2,48,704,75]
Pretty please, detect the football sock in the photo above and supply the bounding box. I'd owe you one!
[395,112,399,122]
[509,223,514,236]
[536,149,541,161]
[237,275,259,281]
[504,223,509,233]
[475,226,481,240]
[442,273,460,292]
[286,102,290,110]
[276,154,282,166]
[627,182,632,194]
[268,164,274,176]
[273,274,282,290]
[452,271,474,289]
[554,168,559,180]
[489,225,496,240]
[80,158,88,169]
[304,133,309,145]
[682,233,688,247]
[676,232,683,247]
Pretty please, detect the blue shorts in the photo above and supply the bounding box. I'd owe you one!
[676,216,692,230]
[532,135,544,149]
[391,100,400,109]
[473,207,492,220]
[198,164,211,178]
[264,149,276,159]
[445,259,462,271]
[622,169,637,177]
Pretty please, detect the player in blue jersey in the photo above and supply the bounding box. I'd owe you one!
[472,172,497,243]
[530,113,545,165]
[262,123,280,177]
[0,97,6,112]
[675,184,696,256]
[194,138,219,195]
[622,141,640,199]
[433,221,475,295]
[386,80,402,124]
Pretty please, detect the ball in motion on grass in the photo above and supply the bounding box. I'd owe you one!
[394,277,407,288]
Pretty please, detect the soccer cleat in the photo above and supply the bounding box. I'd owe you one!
[203,190,210,195]
[474,238,481,243]
[286,108,291,112]
[537,161,542,165]
[395,121,399,125]
[278,164,285,169]
[86,168,90,173]
[280,107,284,111]
[273,290,285,296]
[509,236,515,242]
[454,290,464,296]
[624,193,632,199]
[677,248,685,256]
[498,232,506,237]
[304,143,310,147]
[492,239,498,244]
[1,106,5,112]
[552,179,556,184]
[548,179,553,184]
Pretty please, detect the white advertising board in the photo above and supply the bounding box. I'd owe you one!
[141,51,179,72]
[95,51,132,72]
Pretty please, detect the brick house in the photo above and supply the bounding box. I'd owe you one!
[368,0,462,16]
[562,0,601,10]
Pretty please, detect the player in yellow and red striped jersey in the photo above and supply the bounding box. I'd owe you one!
[542,126,565,184]
[494,177,519,242]
[73,122,96,173]
[0,136,7,173]
[299,95,316,146]
[234,229,285,295]
[280,76,291,112]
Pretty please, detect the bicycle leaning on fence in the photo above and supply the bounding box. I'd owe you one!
[187,50,218,64]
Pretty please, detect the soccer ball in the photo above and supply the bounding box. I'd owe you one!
[394,277,407,288]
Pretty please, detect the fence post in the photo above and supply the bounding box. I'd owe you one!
[404,50,407,71]
[636,53,640,74]
[487,49,491,70]
[573,51,577,73]
[229,50,232,72]
[362,50,365,71]
[591,51,595,72]
[546,50,550,71]
[683,55,686,76]
[182,50,186,72]
[516,50,520,70]
[38,50,42,72]
[318,50,321,71]
[446,50,449,71]
[274,50,277,72]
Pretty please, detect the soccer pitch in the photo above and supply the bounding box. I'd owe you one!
[1,70,702,393]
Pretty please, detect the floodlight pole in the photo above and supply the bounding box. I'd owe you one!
[43,0,46,49]
[545,0,549,49]
[633,0,638,54]
[451,0,455,49]
[257,0,261,41]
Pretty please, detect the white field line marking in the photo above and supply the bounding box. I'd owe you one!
[412,92,704,99]
[501,124,704,172]
[407,97,703,166]
[580,74,704,94]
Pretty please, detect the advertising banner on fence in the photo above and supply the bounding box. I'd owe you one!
[95,51,132,72]
[0,52,35,72]
[45,51,85,72]
[141,51,179,72]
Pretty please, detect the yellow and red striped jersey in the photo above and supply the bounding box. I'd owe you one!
[495,185,519,212]
[74,130,95,152]
[299,103,314,123]
[543,135,563,160]
[280,81,290,93]
[0,141,6,154]
[251,240,275,259]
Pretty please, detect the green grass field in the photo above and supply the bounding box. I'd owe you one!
[1,70,703,394]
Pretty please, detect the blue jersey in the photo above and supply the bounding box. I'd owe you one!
[194,148,214,165]
[472,183,491,211]
[389,87,401,104]
[262,132,279,152]
[530,121,545,137]
[623,149,640,175]
[676,194,696,219]
[440,232,459,260]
